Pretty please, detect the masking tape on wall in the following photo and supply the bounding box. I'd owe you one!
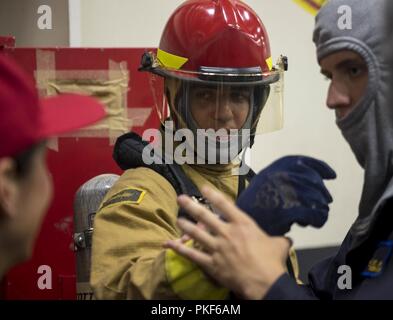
[35,49,132,149]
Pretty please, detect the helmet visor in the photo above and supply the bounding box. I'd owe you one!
[146,56,285,136]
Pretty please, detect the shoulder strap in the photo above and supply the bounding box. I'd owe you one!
[167,164,202,199]
[237,164,256,196]
[113,132,202,220]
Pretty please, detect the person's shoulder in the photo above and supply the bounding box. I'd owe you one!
[119,167,175,191]
[99,167,177,211]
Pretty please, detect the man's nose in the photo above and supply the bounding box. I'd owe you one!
[215,97,234,123]
[326,82,351,110]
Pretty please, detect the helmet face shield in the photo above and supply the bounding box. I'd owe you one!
[145,54,285,136]
[253,67,285,135]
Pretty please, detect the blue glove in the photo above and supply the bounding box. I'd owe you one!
[236,156,336,236]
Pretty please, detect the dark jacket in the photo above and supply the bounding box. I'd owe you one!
[265,197,393,300]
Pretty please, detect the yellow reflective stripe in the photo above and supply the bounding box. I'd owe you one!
[165,241,229,300]
[157,48,188,70]
[292,0,328,16]
[266,57,273,71]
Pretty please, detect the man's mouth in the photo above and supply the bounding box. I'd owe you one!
[335,108,352,120]
[216,135,230,142]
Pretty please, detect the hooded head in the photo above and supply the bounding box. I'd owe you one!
[313,0,392,239]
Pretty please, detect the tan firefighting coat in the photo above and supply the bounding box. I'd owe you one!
[90,163,299,299]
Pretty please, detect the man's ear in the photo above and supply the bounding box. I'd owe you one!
[0,158,19,220]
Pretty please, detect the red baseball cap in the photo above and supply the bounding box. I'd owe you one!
[0,54,107,158]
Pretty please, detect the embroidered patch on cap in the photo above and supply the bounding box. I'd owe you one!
[101,188,146,209]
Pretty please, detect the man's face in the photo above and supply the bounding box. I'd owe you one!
[189,84,251,131]
[15,145,53,260]
[320,50,368,120]
[0,144,53,266]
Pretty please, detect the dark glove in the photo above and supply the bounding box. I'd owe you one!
[236,156,336,236]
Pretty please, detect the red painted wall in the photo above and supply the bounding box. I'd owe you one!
[0,47,159,299]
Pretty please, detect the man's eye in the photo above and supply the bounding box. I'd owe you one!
[230,92,249,103]
[196,91,215,100]
[348,66,365,77]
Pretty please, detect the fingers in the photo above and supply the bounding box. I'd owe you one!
[200,186,249,224]
[180,234,191,243]
[304,207,328,228]
[300,156,337,180]
[291,173,333,203]
[177,218,218,252]
[181,222,207,242]
[177,195,226,235]
[165,239,213,270]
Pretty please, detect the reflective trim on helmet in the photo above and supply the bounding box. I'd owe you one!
[266,57,273,71]
[156,68,280,86]
[165,242,229,300]
[142,51,283,86]
[157,48,189,70]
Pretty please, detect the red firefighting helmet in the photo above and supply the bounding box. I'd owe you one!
[159,0,272,75]
[140,0,286,135]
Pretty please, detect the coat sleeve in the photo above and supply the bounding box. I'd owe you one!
[264,254,339,300]
[90,167,229,300]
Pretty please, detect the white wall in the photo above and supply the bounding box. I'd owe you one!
[74,0,364,249]
[0,0,69,47]
[79,0,185,47]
